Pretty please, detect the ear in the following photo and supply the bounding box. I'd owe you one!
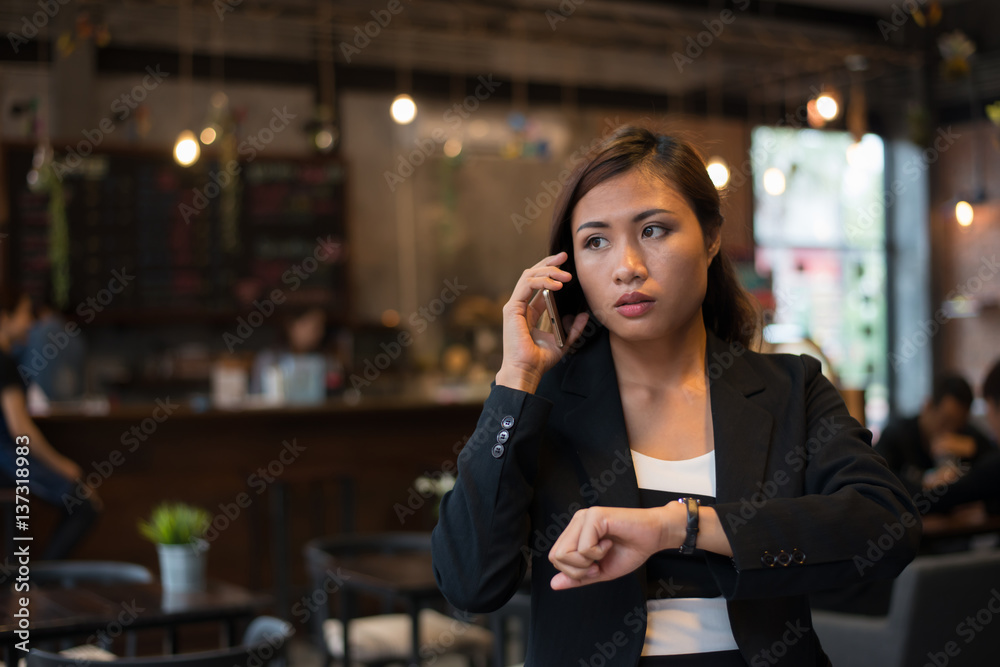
[706,227,722,263]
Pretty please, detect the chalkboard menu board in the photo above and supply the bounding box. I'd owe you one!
[3,146,348,322]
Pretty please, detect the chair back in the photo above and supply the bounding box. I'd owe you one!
[302,532,433,654]
[31,561,154,587]
[888,548,1000,666]
[26,615,294,667]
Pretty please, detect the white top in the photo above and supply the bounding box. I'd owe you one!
[630,448,740,656]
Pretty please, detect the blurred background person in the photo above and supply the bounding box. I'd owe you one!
[0,290,101,560]
[12,280,87,402]
[875,373,997,496]
[922,359,1000,517]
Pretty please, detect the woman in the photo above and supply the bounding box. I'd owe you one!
[0,291,101,561]
[431,127,919,666]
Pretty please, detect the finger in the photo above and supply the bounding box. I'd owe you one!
[578,538,613,561]
[548,509,587,565]
[575,509,609,557]
[550,566,599,591]
[507,273,572,312]
[551,556,599,581]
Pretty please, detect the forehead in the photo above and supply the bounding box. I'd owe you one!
[571,170,695,228]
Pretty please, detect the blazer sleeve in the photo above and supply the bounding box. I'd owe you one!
[706,355,922,600]
[431,383,552,613]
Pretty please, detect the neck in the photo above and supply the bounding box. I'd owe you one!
[608,314,709,392]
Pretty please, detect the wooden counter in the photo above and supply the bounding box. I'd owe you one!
[29,393,490,609]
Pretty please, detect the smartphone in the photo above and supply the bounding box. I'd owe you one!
[541,289,566,348]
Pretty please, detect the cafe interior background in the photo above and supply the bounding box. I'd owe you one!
[1,0,999,662]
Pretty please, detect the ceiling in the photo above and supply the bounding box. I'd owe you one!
[0,0,994,119]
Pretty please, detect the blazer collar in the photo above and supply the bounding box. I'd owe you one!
[558,325,773,507]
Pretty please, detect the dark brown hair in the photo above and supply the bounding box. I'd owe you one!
[548,125,759,348]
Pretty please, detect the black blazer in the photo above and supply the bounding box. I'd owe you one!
[432,326,920,666]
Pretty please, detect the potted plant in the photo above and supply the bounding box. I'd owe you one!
[138,502,211,593]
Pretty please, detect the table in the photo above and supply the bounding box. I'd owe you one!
[0,580,272,665]
[334,549,441,667]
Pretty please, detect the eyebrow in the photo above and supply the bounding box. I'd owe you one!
[575,208,675,234]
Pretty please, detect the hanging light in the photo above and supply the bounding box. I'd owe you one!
[816,94,839,121]
[200,126,218,145]
[391,94,417,124]
[174,130,200,166]
[706,157,730,189]
[314,127,336,151]
[443,138,463,158]
[955,200,974,226]
[763,167,786,196]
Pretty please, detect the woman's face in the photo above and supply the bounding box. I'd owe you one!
[570,169,719,343]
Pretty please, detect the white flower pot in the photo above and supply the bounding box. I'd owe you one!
[156,542,207,593]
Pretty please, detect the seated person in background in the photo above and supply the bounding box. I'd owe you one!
[250,306,335,401]
[922,359,1000,516]
[0,291,101,562]
[13,283,87,401]
[875,373,996,496]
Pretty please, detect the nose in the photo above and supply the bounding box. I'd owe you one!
[612,240,648,285]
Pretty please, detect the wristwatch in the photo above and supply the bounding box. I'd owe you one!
[677,497,700,555]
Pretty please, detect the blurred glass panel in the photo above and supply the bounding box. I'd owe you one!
[752,127,888,432]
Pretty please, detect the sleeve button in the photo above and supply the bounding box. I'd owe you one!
[497,429,510,444]
[501,415,515,428]
[492,443,505,458]
[761,551,776,568]
[777,550,792,567]
[792,548,806,564]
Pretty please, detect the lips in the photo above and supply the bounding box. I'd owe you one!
[614,292,654,317]
[614,292,654,307]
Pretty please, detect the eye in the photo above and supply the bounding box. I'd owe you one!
[641,225,668,239]
[585,236,608,250]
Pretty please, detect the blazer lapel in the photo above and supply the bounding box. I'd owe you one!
[555,326,774,508]
[558,327,641,509]
[705,332,774,505]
